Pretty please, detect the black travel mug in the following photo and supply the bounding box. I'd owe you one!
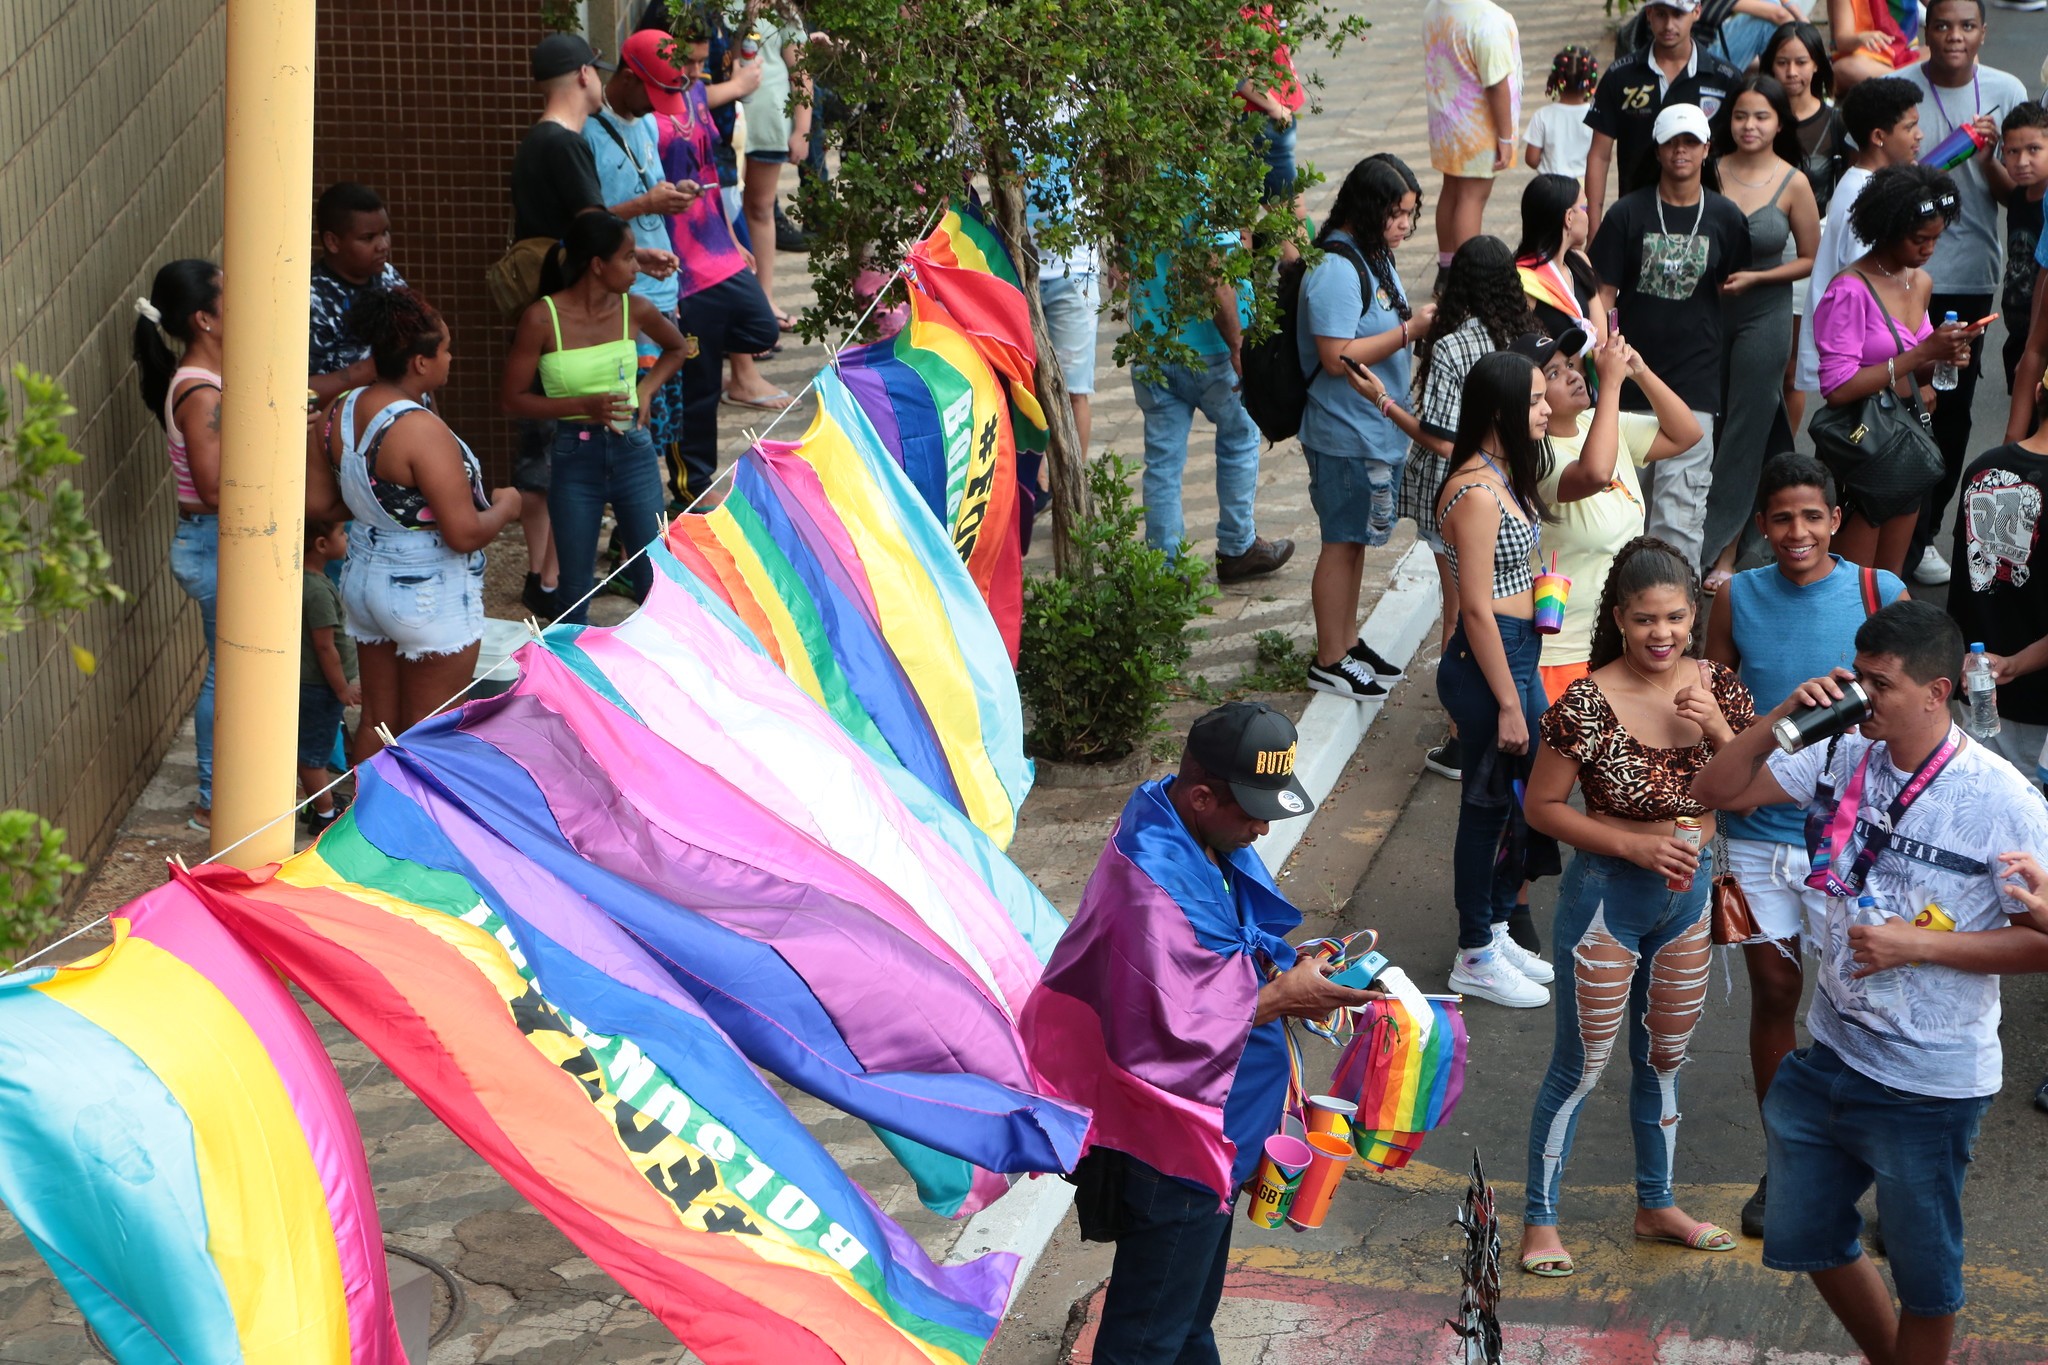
[1770,680,1871,754]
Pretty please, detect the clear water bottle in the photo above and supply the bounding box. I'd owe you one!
[1932,310,1960,391]
[1852,893,1903,1012]
[1964,642,2001,739]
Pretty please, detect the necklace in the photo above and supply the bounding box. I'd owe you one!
[1927,68,1983,140]
[1653,192,1706,293]
[1866,256,1901,279]
[1622,651,1684,693]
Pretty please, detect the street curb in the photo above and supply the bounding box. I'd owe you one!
[1253,540,1441,876]
[945,539,1443,1309]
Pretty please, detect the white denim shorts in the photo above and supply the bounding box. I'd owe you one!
[341,526,486,661]
[1038,272,1100,396]
[1723,837,1829,945]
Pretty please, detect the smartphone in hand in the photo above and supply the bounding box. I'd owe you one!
[1341,354,1368,376]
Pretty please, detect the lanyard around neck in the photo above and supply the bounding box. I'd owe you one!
[1927,69,1983,140]
[1803,727,1962,899]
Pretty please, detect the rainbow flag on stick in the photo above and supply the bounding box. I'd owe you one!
[1328,999,1469,1171]
[0,882,403,1364]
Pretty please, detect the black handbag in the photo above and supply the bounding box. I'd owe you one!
[1807,272,1946,523]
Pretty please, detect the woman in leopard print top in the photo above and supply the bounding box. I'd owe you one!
[1516,536,1755,1278]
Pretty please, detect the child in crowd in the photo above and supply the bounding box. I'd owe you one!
[1524,46,1599,180]
[1999,104,2048,393]
[308,182,405,405]
[300,519,360,834]
[1704,452,1906,1241]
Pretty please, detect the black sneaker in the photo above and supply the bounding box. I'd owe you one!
[775,203,813,252]
[1507,905,1541,956]
[302,792,352,835]
[1306,653,1389,700]
[1424,734,1463,780]
[1215,536,1296,583]
[1741,1175,1767,1239]
[1347,638,1406,681]
[522,572,562,621]
[2036,1073,2048,1114]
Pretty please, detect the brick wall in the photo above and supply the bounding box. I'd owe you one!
[0,0,226,875]
[312,0,620,480]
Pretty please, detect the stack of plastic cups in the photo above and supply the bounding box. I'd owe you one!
[1246,1135,1314,1228]
[1285,1096,1359,1230]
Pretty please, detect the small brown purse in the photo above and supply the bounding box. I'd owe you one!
[1709,829,1759,946]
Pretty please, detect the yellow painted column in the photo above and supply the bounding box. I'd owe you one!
[211,0,317,866]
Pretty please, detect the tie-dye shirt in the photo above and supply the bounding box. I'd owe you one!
[654,83,749,298]
[1422,0,1521,179]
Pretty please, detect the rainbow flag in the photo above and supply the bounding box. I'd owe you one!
[1328,999,1469,1171]
[837,282,1024,658]
[912,202,1049,456]
[555,547,1064,965]
[665,370,1029,846]
[0,882,402,1363]
[192,817,1024,1365]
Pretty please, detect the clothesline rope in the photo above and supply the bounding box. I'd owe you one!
[8,205,946,976]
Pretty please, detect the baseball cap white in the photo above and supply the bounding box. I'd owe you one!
[1652,103,1712,145]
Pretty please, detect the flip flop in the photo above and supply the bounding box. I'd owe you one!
[1636,1221,1736,1252]
[775,312,797,332]
[1519,1249,1574,1278]
[721,389,795,411]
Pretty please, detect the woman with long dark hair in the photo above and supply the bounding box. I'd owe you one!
[501,211,693,624]
[308,287,522,754]
[1513,173,1604,346]
[1702,75,1820,591]
[1295,154,1436,699]
[133,259,224,831]
[1431,350,1555,1008]
[1768,21,1848,431]
[1519,536,1754,1277]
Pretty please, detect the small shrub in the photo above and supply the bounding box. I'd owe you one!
[1019,453,1215,762]
[1234,629,1312,695]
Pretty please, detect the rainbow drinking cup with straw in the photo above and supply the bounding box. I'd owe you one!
[1532,562,1571,636]
[1286,1132,1356,1230]
[1246,1134,1313,1228]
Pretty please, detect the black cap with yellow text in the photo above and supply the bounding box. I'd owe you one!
[1186,701,1313,822]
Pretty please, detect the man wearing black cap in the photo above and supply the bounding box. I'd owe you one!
[1022,703,1377,1365]
[508,33,683,619]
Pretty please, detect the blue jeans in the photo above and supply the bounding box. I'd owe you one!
[673,269,781,503]
[547,424,664,626]
[1250,115,1298,204]
[1762,1043,1990,1317]
[1524,849,1713,1226]
[169,515,218,809]
[1434,615,1546,948]
[1713,14,1777,75]
[1094,1156,1234,1365]
[1134,354,1261,558]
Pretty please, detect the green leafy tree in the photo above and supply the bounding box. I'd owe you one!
[1017,453,1214,762]
[0,366,125,963]
[768,0,1363,568]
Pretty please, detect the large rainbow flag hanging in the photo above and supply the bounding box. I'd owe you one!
[837,276,1025,658]
[1327,999,1469,1171]
[191,801,1025,1365]
[910,202,1048,457]
[0,881,403,1364]
[667,370,1030,846]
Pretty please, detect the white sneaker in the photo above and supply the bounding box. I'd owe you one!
[1490,923,1555,984]
[1449,946,1551,1008]
[1992,0,2045,11]
[1913,546,1952,585]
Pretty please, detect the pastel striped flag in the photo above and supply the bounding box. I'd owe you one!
[192,809,1022,1365]
[0,881,402,1364]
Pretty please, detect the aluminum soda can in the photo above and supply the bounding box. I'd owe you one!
[1668,816,1703,892]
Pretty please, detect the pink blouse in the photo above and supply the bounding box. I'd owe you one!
[1813,273,1930,396]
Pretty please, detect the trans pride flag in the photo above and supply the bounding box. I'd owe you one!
[0,882,402,1364]
[668,371,1030,846]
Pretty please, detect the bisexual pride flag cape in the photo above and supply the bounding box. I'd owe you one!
[0,881,403,1364]
[1021,780,1302,1202]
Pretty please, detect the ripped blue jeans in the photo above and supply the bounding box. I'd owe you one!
[1303,446,1399,547]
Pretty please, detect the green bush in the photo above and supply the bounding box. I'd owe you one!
[1019,454,1214,763]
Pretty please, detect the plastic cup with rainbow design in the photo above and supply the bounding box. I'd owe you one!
[1532,571,1571,635]
[1246,1134,1313,1228]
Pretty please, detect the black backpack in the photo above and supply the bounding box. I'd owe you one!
[1241,239,1377,444]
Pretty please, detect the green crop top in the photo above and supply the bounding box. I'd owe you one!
[537,296,637,421]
